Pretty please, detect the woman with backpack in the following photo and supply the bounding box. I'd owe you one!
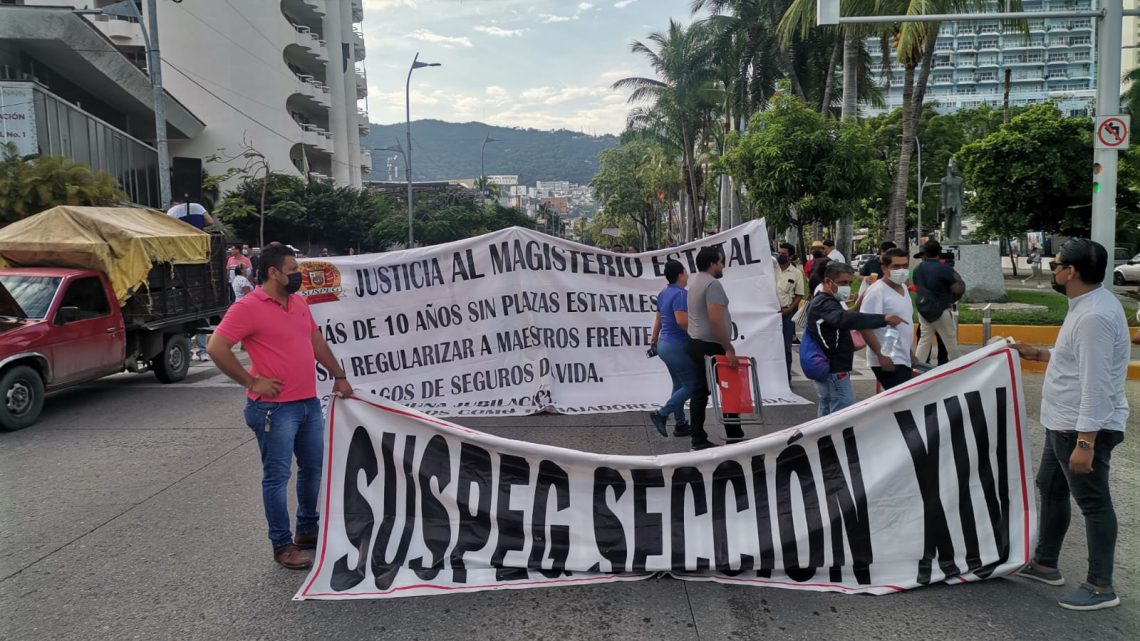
[802,262,903,416]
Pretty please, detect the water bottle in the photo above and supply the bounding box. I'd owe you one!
[880,327,899,362]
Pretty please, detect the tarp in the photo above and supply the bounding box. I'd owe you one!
[295,341,1035,600]
[0,206,210,305]
[300,219,807,416]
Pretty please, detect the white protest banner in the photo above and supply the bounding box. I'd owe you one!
[295,341,1035,600]
[299,220,806,417]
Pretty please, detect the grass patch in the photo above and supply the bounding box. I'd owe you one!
[853,279,1139,326]
[957,290,1140,327]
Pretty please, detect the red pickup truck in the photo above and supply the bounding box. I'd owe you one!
[0,240,230,431]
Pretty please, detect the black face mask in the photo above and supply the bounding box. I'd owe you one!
[1051,273,1067,295]
[285,272,303,294]
[777,255,789,267]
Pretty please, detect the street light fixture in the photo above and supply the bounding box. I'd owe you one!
[480,134,498,197]
[406,52,441,247]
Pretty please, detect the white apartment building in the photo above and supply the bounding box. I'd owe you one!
[865,1,1097,117]
[1126,0,1140,91]
[17,0,370,188]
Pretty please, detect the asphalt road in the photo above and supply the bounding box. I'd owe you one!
[2,360,1139,641]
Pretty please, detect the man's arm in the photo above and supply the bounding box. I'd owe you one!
[674,310,689,331]
[207,333,281,397]
[706,303,737,367]
[650,313,662,346]
[311,330,353,397]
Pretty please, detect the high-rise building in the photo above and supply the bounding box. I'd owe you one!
[1125,0,1140,94]
[865,1,1096,117]
[17,0,370,188]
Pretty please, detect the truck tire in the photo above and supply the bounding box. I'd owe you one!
[0,365,45,431]
[153,334,191,383]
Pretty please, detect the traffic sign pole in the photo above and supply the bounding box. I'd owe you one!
[1092,1,1123,284]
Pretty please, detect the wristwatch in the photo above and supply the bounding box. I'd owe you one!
[1076,439,1093,450]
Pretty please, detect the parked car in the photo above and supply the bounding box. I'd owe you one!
[1115,247,1133,269]
[0,207,229,431]
[851,254,875,272]
[1114,253,1140,286]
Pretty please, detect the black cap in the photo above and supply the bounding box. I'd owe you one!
[922,239,942,257]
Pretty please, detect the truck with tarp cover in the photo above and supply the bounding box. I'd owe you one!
[0,206,230,430]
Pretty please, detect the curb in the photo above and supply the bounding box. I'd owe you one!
[958,323,1140,381]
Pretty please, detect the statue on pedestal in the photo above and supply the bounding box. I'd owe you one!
[941,158,965,242]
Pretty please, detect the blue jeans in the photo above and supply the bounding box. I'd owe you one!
[243,397,324,550]
[814,372,855,417]
[1035,430,1124,587]
[656,339,693,425]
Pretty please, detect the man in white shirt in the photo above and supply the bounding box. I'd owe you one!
[824,239,845,263]
[166,199,214,229]
[858,248,916,390]
[1012,239,1130,612]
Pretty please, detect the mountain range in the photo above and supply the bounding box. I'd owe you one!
[362,120,618,186]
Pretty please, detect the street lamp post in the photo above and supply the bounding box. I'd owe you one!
[915,135,922,250]
[480,134,498,197]
[405,52,441,247]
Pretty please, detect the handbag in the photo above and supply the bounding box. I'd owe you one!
[850,329,867,350]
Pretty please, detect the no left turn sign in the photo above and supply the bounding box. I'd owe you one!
[1095,115,1131,150]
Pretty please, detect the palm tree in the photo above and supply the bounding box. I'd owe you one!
[0,143,126,223]
[614,20,723,241]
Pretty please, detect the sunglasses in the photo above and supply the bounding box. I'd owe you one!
[1048,260,1069,271]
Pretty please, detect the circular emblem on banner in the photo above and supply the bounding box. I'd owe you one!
[299,261,343,304]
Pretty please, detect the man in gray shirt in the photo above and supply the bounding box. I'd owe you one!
[1012,239,1130,611]
[685,246,741,450]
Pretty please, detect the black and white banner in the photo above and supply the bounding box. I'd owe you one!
[295,342,1035,600]
[299,220,806,416]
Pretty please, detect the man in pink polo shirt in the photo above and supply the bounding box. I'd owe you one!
[207,242,353,570]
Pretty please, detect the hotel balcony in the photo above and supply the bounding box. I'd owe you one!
[292,25,329,63]
[360,149,373,173]
[357,109,370,136]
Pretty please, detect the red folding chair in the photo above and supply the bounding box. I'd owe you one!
[705,355,763,427]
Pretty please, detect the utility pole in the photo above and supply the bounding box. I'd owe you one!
[1092,1,1124,280]
[405,52,441,247]
[145,0,170,208]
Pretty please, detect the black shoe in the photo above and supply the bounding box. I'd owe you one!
[724,437,746,445]
[648,412,668,437]
[673,423,693,437]
[691,439,717,451]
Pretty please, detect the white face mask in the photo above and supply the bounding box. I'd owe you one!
[889,268,909,284]
[835,285,852,300]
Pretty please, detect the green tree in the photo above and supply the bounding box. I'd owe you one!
[722,90,881,248]
[366,191,533,249]
[591,139,680,249]
[957,104,1092,247]
[0,143,126,223]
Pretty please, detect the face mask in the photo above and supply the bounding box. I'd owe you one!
[835,285,852,300]
[889,269,909,284]
[242,249,249,256]
[777,255,789,267]
[1051,273,1067,295]
[285,272,303,294]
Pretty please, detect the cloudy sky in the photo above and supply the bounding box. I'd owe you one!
[362,0,698,135]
